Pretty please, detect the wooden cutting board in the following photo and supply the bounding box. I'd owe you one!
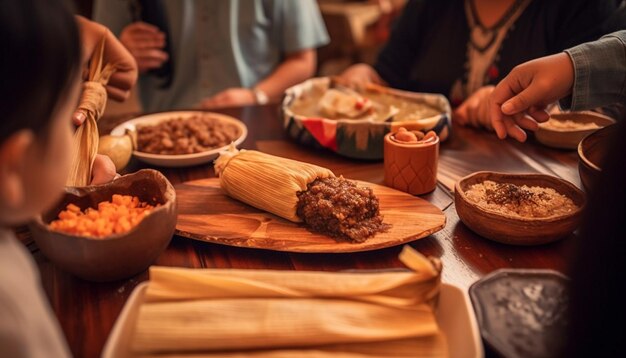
[174,178,446,253]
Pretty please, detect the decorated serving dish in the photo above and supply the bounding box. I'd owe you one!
[282,77,451,160]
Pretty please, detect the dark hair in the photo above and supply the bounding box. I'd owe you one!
[0,0,81,143]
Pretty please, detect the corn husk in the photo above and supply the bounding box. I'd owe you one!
[214,146,334,222]
[130,246,447,357]
[66,32,117,186]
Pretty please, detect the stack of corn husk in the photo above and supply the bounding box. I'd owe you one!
[66,32,117,186]
[129,246,448,357]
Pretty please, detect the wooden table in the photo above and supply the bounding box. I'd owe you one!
[33,104,581,358]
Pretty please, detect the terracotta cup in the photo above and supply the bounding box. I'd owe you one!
[384,132,439,195]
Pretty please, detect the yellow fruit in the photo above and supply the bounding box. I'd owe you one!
[98,134,133,171]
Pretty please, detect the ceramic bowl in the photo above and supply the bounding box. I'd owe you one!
[577,123,618,192]
[535,111,614,150]
[29,169,177,282]
[282,77,451,159]
[110,111,248,167]
[455,172,585,245]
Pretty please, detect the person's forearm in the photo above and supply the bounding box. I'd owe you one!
[254,49,316,102]
[561,31,626,111]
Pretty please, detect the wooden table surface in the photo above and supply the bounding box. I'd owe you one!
[32,104,581,358]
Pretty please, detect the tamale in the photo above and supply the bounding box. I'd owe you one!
[214,146,334,222]
[66,32,117,186]
[214,147,390,242]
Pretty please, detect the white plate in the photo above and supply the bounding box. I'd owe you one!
[101,282,483,358]
[110,111,248,167]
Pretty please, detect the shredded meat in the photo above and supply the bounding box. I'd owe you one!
[136,114,239,155]
[296,177,390,242]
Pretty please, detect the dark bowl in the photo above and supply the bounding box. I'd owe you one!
[469,269,569,358]
[29,169,177,282]
[455,172,585,245]
[578,123,618,192]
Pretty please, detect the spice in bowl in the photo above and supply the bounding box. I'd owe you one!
[464,180,578,218]
[49,194,159,238]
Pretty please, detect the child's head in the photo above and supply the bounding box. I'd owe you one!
[0,0,81,225]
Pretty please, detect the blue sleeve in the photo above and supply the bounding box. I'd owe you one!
[92,0,133,36]
[273,0,329,54]
[560,31,626,111]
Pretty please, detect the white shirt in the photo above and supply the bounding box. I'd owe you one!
[0,229,70,358]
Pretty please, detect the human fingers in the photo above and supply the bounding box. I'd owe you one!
[91,154,117,185]
[503,116,528,142]
[124,21,162,35]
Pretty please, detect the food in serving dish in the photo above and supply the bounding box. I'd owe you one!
[136,113,240,155]
[455,172,585,245]
[49,194,159,238]
[535,112,615,150]
[29,169,177,281]
[463,180,578,218]
[290,83,442,122]
[384,127,440,195]
[296,177,389,242]
[282,78,451,160]
[540,118,600,131]
[215,146,389,242]
[390,127,438,144]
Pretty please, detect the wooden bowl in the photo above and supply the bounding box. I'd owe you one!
[535,111,614,150]
[454,172,585,245]
[578,124,618,192]
[29,169,177,282]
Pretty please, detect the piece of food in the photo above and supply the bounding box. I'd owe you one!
[49,194,158,238]
[289,83,441,123]
[67,34,117,186]
[540,118,600,131]
[215,147,389,242]
[297,177,389,242]
[97,130,135,171]
[318,88,373,119]
[391,127,437,144]
[136,114,240,155]
[464,180,578,218]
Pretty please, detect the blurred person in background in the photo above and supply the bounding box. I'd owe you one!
[93,0,330,112]
[339,0,625,139]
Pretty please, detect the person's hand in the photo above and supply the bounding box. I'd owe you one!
[199,88,256,109]
[73,16,138,125]
[453,85,495,130]
[337,63,386,89]
[119,21,168,73]
[490,52,575,142]
[90,154,117,185]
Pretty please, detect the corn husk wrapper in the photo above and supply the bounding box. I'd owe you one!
[214,146,334,222]
[130,246,447,357]
[66,32,117,186]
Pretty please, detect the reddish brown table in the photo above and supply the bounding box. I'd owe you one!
[32,104,581,358]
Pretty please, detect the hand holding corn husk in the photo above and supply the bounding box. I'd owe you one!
[73,16,137,125]
[66,32,118,187]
